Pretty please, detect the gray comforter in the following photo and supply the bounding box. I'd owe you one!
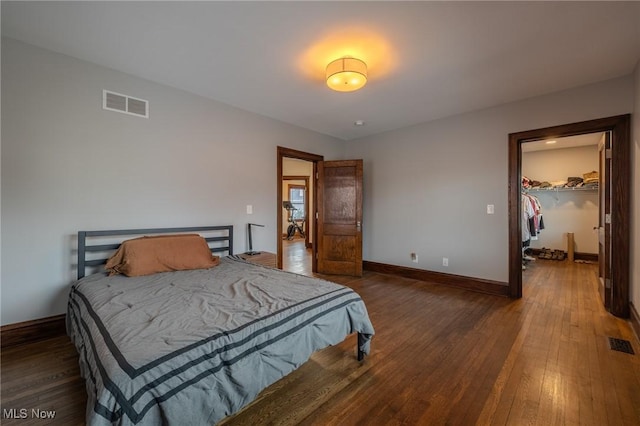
[67,256,374,425]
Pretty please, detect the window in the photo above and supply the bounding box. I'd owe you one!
[288,185,306,220]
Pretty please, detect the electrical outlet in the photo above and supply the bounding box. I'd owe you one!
[411,253,418,263]
[442,257,449,267]
[246,205,253,214]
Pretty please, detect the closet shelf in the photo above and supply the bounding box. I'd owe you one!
[528,187,598,193]
[527,186,597,201]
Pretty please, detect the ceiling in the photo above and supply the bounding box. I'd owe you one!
[521,133,603,153]
[2,1,639,141]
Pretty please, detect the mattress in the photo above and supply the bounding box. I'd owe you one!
[67,256,374,425]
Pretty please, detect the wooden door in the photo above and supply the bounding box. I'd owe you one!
[317,160,363,276]
[598,132,611,308]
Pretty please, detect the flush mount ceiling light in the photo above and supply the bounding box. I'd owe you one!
[326,57,367,92]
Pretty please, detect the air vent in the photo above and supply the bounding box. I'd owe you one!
[103,90,148,118]
[608,337,635,354]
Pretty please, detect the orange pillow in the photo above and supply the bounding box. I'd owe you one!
[105,234,220,277]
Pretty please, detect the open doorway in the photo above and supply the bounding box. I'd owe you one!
[277,147,364,277]
[520,133,603,284]
[508,115,631,318]
[277,147,323,273]
[282,164,312,274]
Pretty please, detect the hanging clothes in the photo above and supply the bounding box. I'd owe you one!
[522,193,534,243]
[522,192,543,241]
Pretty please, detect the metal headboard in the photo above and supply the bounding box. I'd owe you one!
[77,225,233,279]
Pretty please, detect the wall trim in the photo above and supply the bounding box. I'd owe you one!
[1,314,66,349]
[363,261,509,297]
[630,302,640,344]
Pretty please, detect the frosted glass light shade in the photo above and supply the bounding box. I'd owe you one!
[326,57,367,92]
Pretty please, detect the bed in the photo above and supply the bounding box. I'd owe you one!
[67,225,374,425]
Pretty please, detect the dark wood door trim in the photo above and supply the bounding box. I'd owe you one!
[277,147,323,271]
[508,114,631,317]
[598,134,612,308]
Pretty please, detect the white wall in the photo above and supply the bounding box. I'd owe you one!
[0,38,344,325]
[632,59,640,317]
[345,76,634,283]
[523,145,599,254]
[2,38,638,325]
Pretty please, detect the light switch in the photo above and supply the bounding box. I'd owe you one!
[487,204,494,215]
[246,205,253,214]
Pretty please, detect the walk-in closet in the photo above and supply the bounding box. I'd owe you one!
[521,133,602,273]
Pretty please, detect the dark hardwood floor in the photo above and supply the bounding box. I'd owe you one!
[2,252,639,425]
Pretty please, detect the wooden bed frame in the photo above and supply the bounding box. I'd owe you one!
[77,225,233,279]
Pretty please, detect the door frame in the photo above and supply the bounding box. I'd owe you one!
[508,114,631,318]
[277,146,323,271]
[598,133,611,309]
